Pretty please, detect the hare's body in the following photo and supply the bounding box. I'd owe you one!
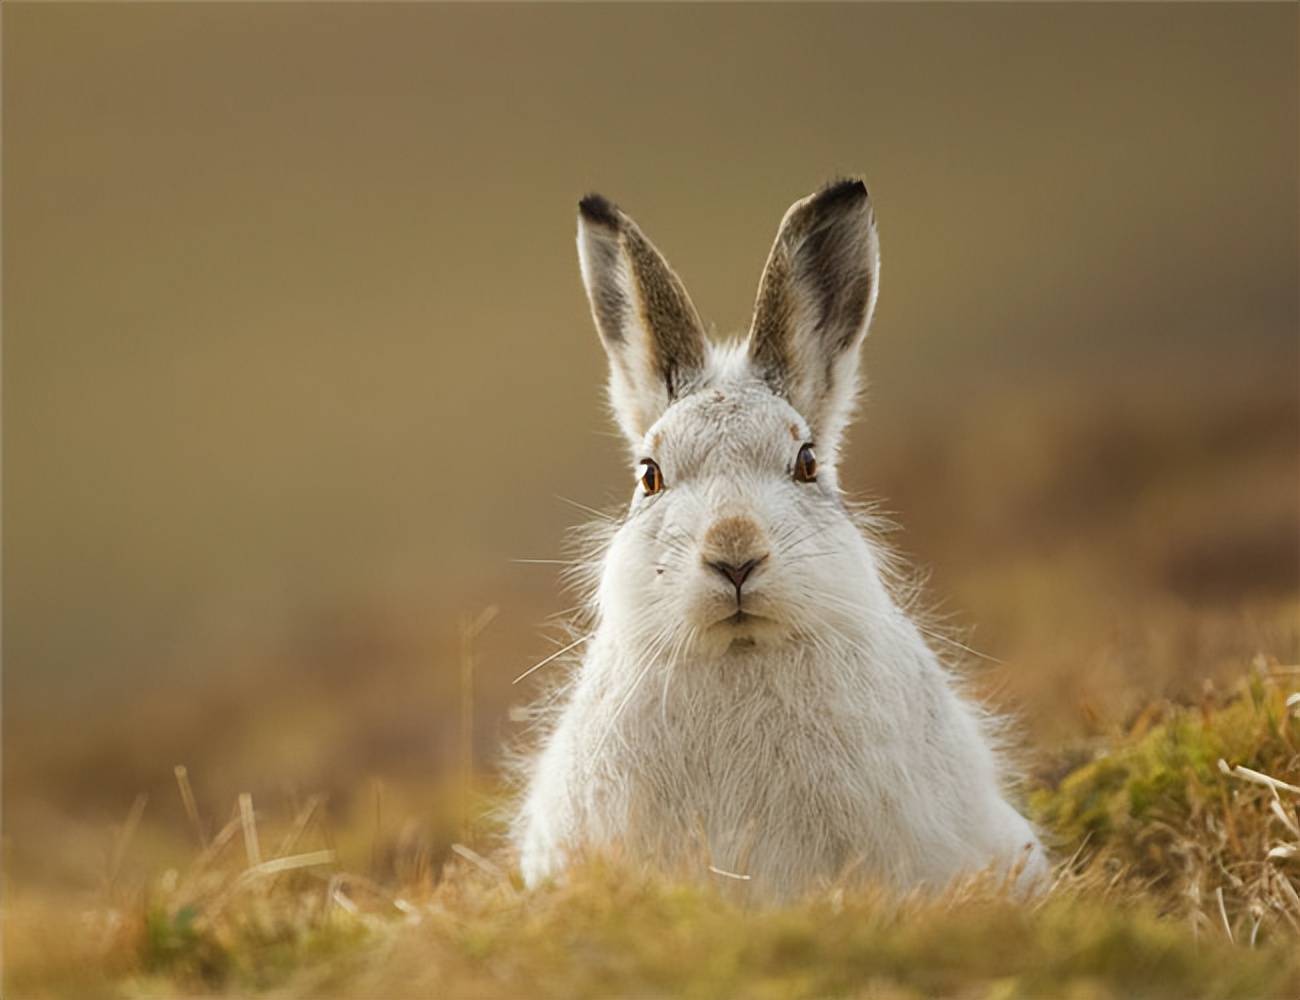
[514,182,1044,900]
[517,552,1039,898]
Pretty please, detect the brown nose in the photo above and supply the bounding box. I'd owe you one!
[707,558,764,591]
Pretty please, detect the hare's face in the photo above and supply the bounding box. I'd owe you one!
[575,181,881,654]
[600,379,876,653]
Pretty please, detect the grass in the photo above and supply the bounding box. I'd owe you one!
[5,664,1297,999]
[1032,662,1300,944]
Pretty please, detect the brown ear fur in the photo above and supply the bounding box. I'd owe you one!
[577,195,708,440]
[747,179,879,442]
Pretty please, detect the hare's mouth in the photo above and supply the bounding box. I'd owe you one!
[719,609,777,630]
[698,605,785,652]
[696,591,783,642]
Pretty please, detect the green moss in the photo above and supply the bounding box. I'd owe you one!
[141,904,230,985]
[1031,674,1296,878]
[138,898,368,994]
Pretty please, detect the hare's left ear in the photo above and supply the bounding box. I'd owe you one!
[577,195,708,446]
[747,179,880,464]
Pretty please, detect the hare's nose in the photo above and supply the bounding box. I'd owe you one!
[700,515,769,592]
[707,557,766,590]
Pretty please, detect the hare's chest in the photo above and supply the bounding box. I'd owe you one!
[613,672,878,861]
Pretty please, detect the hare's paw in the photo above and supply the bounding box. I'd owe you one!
[996,811,1050,895]
[518,822,568,888]
[519,846,562,889]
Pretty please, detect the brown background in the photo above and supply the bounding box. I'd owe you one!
[3,3,1297,885]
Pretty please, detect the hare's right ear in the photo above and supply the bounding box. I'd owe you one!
[577,195,708,446]
[747,179,879,466]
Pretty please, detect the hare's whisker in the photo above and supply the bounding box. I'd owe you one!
[591,631,675,759]
[510,558,580,566]
[554,494,618,522]
[797,590,1002,665]
[512,634,593,685]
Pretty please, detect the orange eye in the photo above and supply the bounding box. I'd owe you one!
[640,459,664,495]
[794,443,817,483]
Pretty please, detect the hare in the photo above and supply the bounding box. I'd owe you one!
[512,179,1045,901]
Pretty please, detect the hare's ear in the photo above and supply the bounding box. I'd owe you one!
[747,179,880,463]
[577,195,708,445]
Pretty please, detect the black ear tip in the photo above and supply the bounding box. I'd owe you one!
[816,177,870,208]
[578,193,621,228]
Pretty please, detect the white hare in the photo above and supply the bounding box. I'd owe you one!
[513,180,1045,901]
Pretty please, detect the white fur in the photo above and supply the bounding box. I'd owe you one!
[512,188,1045,902]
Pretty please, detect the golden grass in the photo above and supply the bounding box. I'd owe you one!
[5,666,1297,999]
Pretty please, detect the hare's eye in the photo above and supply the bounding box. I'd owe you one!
[640,459,665,495]
[794,443,817,483]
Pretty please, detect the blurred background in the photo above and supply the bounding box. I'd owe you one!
[4,4,1297,892]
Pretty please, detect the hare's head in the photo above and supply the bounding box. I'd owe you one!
[577,181,883,655]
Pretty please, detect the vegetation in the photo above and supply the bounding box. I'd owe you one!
[6,665,1297,999]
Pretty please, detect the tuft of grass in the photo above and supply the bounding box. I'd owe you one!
[1032,662,1300,942]
[135,893,370,993]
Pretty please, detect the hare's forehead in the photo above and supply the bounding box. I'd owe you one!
[644,384,809,471]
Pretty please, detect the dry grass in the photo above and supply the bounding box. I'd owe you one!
[5,665,1298,999]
